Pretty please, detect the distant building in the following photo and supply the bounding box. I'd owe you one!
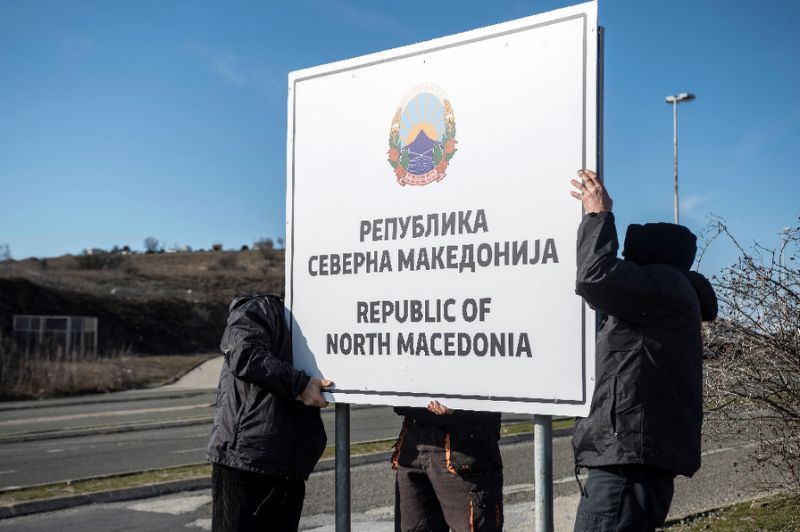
[13,315,98,356]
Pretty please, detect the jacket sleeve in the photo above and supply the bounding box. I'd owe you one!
[576,212,669,322]
[220,299,310,399]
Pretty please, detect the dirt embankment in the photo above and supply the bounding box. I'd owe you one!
[0,249,285,354]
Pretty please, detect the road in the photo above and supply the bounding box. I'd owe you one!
[0,386,784,530]
[0,426,778,531]
[0,389,529,489]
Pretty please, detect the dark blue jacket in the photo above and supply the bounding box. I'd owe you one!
[572,212,717,477]
[207,295,326,479]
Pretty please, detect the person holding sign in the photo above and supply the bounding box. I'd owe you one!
[569,170,718,531]
[392,401,503,531]
[207,294,332,532]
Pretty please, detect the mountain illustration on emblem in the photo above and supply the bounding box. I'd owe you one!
[406,130,439,175]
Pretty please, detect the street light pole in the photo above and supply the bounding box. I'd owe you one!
[665,92,695,224]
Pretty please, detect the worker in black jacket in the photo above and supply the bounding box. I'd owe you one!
[392,401,503,531]
[569,170,718,531]
[207,294,332,532]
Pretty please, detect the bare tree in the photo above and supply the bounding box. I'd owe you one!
[276,237,285,249]
[0,244,10,261]
[703,215,800,489]
[143,237,160,254]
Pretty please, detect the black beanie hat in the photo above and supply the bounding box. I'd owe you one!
[622,223,697,269]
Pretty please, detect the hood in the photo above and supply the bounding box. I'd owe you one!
[623,222,697,269]
[684,271,718,322]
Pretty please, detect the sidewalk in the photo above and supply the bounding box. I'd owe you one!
[296,492,582,531]
[161,357,222,390]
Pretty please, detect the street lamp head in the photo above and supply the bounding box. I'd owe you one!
[665,92,696,104]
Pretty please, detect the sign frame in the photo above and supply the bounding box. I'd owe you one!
[286,1,600,416]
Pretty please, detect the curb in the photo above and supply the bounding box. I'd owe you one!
[0,426,574,519]
[313,424,573,472]
[0,389,213,413]
[0,417,213,445]
[0,477,210,520]
[0,404,388,445]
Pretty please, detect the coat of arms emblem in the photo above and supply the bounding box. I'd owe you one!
[387,84,457,186]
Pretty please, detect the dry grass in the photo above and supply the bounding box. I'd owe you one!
[499,417,576,437]
[666,492,800,531]
[0,336,214,400]
[0,249,285,304]
[0,464,212,506]
[0,249,285,356]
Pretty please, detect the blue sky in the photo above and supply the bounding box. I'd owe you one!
[1,1,797,277]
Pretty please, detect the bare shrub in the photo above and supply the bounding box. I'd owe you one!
[703,216,800,489]
[254,238,280,261]
[209,253,243,271]
[0,334,134,400]
[76,252,124,270]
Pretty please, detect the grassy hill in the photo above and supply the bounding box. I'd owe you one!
[0,249,285,354]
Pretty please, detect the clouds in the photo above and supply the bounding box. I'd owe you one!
[297,0,403,37]
[680,193,717,223]
[182,43,281,93]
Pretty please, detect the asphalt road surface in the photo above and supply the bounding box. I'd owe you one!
[0,389,529,489]
[0,390,215,435]
[0,426,780,532]
[0,385,786,530]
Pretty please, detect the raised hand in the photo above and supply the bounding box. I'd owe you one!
[570,169,613,214]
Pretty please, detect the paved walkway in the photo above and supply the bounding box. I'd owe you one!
[295,492,582,531]
[163,357,223,390]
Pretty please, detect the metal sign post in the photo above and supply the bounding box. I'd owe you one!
[335,403,351,532]
[534,415,554,532]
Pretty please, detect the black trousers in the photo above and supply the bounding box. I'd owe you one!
[393,420,503,532]
[211,463,305,532]
[573,465,675,532]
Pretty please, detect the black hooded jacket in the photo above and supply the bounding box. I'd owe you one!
[572,212,717,477]
[206,295,326,479]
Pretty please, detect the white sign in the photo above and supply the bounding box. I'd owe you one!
[286,1,598,416]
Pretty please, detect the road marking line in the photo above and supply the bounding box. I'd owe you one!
[173,447,208,454]
[187,518,211,530]
[502,475,585,496]
[0,470,16,475]
[364,506,393,516]
[500,445,751,497]
[127,494,211,515]
[502,445,749,494]
[46,448,64,453]
[0,404,212,427]
[503,482,534,495]
[702,446,735,456]
[702,442,757,457]
[556,474,586,485]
